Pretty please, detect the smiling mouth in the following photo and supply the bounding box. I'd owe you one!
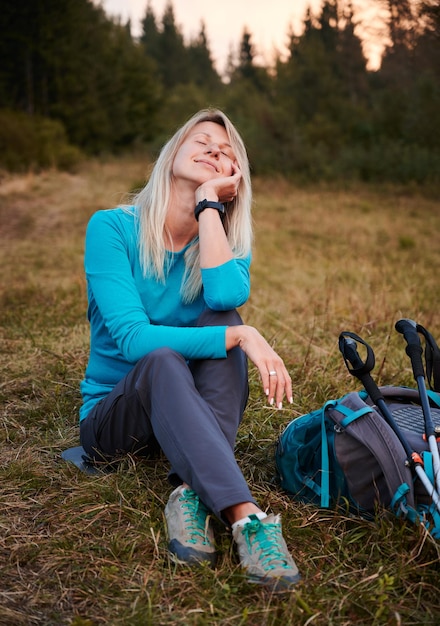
[195,159,218,172]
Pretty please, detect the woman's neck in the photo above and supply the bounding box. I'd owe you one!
[164,188,198,252]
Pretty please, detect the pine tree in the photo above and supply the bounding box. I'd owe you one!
[338,3,369,102]
[156,1,190,88]
[230,27,270,92]
[374,0,420,141]
[140,1,161,60]
[273,0,372,175]
[187,21,221,90]
[401,0,440,149]
[386,0,415,49]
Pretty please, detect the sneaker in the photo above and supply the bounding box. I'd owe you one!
[232,513,301,590]
[165,486,216,566]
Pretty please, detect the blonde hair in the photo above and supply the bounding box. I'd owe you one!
[133,109,253,303]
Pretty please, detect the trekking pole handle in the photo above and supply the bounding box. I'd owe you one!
[339,332,375,375]
[339,332,383,405]
[340,336,369,371]
[395,318,425,379]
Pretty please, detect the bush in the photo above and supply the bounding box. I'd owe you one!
[334,142,440,185]
[0,109,83,172]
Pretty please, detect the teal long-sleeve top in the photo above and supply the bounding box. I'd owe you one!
[79,207,251,421]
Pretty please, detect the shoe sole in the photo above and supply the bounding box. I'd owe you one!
[168,540,217,567]
[246,572,301,591]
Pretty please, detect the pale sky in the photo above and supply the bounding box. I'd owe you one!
[96,0,387,72]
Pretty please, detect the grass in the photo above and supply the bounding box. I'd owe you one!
[1,156,440,625]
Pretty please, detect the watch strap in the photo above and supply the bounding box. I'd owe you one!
[194,199,225,221]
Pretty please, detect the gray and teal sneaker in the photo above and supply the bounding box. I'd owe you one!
[232,514,301,590]
[165,486,216,566]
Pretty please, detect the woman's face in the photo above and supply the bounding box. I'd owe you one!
[172,121,236,186]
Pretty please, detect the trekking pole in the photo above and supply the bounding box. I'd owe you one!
[395,318,440,493]
[338,331,440,513]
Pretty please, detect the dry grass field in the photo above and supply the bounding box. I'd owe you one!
[1,156,440,625]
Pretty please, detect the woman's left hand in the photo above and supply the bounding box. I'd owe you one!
[226,325,293,409]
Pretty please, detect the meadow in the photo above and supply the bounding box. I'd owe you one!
[1,156,439,625]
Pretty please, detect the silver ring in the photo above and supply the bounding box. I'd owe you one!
[269,370,277,376]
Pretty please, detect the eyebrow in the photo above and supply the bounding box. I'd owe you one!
[194,132,232,149]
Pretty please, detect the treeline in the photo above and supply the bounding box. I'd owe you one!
[0,0,439,184]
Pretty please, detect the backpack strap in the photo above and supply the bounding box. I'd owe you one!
[297,400,342,509]
[377,385,440,409]
[328,392,416,511]
[319,400,336,508]
[426,390,440,408]
[419,451,440,537]
[390,483,414,518]
[338,404,376,427]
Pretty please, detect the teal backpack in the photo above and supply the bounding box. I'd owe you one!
[275,386,440,536]
[275,324,440,538]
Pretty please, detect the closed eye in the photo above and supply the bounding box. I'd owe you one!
[194,135,234,159]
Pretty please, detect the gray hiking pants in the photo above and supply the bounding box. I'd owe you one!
[79,309,256,520]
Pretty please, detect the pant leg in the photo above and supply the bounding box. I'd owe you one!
[80,311,255,519]
[80,358,160,462]
[189,308,249,450]
[134,347,255,518]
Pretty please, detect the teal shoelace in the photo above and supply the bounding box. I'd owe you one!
[179,489,210,545]
[242,516,292,571]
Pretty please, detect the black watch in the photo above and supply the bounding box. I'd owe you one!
[194,199,225,221]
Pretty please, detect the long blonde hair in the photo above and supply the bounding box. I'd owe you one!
[133,109,253,303]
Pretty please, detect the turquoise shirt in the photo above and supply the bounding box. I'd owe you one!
[80,207,251,421]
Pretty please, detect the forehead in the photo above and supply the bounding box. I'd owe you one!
[189,121,230,144]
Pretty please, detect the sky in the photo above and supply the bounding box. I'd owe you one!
[97,0,387,73]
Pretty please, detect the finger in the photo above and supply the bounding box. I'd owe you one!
[231,161,241,177]
[264,367,279,406]
[276,371,293,409]
[266,367,292,409]
[273,373,285,409]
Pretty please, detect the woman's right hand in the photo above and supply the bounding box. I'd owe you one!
[226,325,293,409]
[195,162,242,205]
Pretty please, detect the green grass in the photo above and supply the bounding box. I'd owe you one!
[1,157,440,625]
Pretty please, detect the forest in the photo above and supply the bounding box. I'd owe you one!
[0,0,439,184]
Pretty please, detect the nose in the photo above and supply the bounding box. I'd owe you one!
[206,142,220,156]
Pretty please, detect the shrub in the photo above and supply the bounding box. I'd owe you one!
[0,109,83,172]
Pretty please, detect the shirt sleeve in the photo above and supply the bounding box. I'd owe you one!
[85,211,228,363]
[201,255,251,310]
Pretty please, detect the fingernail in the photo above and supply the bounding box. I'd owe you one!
[278,402,283,410]
[289,397,293,404]
[265,388,269,396]
[270,398,274,406]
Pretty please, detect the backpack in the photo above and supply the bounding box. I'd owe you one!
[275,386,440,538]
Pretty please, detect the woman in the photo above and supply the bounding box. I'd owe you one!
[79,109,301,590]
